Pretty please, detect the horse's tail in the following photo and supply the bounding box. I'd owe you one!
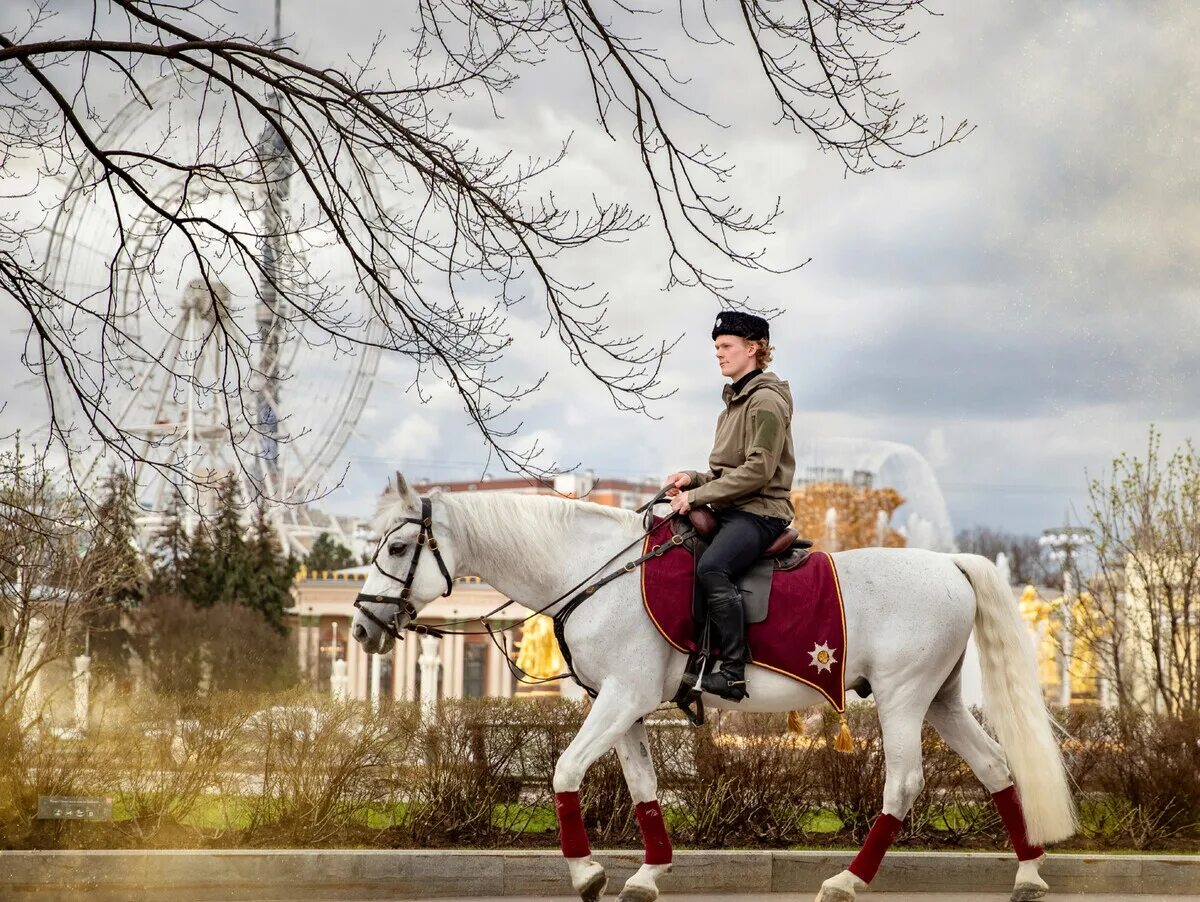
[953,553,1077,845]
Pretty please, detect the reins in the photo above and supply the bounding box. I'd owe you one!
[357,485,689,695]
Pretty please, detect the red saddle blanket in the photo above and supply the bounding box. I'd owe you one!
[640,517,847,711]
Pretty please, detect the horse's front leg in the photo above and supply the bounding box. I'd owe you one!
[554,681,655,902]
[613,720,671,902]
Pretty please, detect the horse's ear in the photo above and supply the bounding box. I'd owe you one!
[395,471,419,508]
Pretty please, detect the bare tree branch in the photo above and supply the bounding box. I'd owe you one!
[1,0,965,518]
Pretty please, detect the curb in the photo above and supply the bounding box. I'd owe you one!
[1,849,1197,899]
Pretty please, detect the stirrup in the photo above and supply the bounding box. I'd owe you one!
[672,649,708,726]
[700,666,750,702]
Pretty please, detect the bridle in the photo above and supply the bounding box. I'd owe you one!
[353,496,453,641]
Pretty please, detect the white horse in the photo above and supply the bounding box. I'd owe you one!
[351,478,1076,902]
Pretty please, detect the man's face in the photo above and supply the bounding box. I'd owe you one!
[714,335,758,379]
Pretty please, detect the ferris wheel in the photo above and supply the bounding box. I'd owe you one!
[43,70,384,550]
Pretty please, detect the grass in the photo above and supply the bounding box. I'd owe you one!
[89,793,1200,854]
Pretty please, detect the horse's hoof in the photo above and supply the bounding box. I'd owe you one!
[580,870,608,902]
[1011,884,1047,902]
[617,885,658,902]
[815,888,856,902]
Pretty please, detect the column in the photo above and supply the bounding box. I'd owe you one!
[392,642,405,701]
[297,621,309,685]
[355,641,370,699]
[451,633,466,697]
[419,635,441,723]
[1059,571,1075,708]
[441,628,453,700]
[346,630,359,699]
[486,634,503,697]
[311,624,323,689]
[404,635,418,701]
[370,653,383,710]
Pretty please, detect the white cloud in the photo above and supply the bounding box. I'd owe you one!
[380,414,441,461]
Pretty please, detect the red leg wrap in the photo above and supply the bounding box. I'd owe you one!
[635,800,673,865]
[555,791,591,859]
[992,784,1044,861]
[848,813,903,884]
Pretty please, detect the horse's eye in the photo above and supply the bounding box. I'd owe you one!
[388,542,405,556]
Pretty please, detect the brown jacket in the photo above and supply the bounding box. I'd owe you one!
[684,371,796,521]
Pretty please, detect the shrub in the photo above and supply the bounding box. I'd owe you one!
[1,693,1196,852]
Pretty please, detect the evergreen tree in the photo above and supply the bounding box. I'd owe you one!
[180,475,245,609]
[87,468,148,609]
[147,492,191,596]
[243,499,298,634]
[80,469,149,674]
[172,477,296,632]
[304,532,356,573]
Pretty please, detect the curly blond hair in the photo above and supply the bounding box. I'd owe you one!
[744,338,774,370]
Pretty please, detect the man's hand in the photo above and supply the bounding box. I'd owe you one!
[669,492,692,515]
[663,472,692,497]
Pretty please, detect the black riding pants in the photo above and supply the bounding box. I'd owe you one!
[695,509,791,585]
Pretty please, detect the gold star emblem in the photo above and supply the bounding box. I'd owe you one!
[808,641,838,674]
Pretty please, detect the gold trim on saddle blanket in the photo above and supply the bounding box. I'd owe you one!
[640,534,848,712]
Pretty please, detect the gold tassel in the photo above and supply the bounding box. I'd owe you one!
[834,714,854,754]
[787,710,805,734]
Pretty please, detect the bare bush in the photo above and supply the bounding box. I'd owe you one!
[1087,428,1200,715]
[242,694,402,845]
[95,692,253,840]
[1,693,1196,851]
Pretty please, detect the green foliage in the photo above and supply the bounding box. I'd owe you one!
[86,469,148,609]
[130,596,300,695]
[82,469,149,675]
[148,493,191,597]
[176,477,297,633]
[241,500,299,633]
[304,533,356,573]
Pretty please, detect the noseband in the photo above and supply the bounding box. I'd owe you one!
[353,497,453,641]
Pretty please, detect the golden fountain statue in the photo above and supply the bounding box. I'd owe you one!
[515,614,566,682]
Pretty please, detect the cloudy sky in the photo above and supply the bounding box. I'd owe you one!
[3,1,1198,537]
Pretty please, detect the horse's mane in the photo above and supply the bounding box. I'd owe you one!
[374,490,644,576]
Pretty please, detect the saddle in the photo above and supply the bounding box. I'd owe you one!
[683,506,811,559]
[671,505,812,624]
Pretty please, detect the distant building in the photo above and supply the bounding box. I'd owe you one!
[404,472,661,511]
[291,569,534,702]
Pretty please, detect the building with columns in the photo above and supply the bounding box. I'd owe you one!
[291,569,544,702]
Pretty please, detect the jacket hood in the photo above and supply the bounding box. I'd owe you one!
[723,370,793,409]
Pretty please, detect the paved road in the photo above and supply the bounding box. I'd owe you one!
[424,896,1200,901]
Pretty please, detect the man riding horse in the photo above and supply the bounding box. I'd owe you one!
[664,310,796,702]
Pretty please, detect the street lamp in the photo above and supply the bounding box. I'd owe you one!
[1039,526,1093,707]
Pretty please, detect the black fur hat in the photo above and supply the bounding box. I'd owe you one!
[711,311,769,342]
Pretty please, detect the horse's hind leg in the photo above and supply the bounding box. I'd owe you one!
[926,681,1048,902]
[613,720,671,902]
[818,696,928,902]
[553,682,657,902]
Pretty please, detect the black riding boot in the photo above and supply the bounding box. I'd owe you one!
[697,571,750,702]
